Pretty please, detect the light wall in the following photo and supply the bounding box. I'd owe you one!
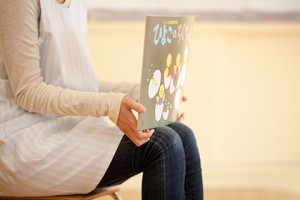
[88,21,300,193]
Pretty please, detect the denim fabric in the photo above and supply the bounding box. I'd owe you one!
[98,122,203,200]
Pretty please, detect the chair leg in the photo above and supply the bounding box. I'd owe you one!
[110,192,122,200]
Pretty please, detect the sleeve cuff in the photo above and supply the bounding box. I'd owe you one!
[108,93,127,124]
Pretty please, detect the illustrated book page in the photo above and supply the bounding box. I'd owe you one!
[138,16,195,130]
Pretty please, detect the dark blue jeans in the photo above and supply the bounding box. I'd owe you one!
[98,122,203,200]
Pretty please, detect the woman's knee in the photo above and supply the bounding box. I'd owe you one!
[151,126,185,157]
[168,122,197,146]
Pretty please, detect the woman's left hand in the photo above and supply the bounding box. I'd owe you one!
[177,95,187,122]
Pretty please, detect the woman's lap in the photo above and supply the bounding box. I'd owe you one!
[98,122,203,200]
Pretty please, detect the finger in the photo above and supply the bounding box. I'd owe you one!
[142,129,155,134]
[177,113,184,122]
[134,130,154,143]
[129,101,146,113]
[140,129,155,139]
[134,130,154,147]
[136,130,147,140]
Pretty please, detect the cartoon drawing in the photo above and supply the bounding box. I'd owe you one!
[162,109,170,120]
[138,16,194,130]
[151,75,157,85]
[156,84,166,105]
[173,53,182,89]
[155,102,164,121]
[162,101,171,120]
[164,53,172,89]
[148,69,161,99]
[155,84,166,121]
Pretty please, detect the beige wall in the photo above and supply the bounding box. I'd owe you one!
[88,21,300,193]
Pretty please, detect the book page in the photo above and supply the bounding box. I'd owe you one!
[138,16,195,130]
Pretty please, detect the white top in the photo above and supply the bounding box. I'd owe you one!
[0,0,139,196]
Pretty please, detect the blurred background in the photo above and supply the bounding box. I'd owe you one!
[86,0,300,199]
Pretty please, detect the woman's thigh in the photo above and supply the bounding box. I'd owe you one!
[98,123,203,199]
[97,135,138,188]
[97,125,186,189]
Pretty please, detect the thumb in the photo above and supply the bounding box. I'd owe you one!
[130,101,146,113]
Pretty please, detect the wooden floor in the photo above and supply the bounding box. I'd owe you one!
[99,188,300,200]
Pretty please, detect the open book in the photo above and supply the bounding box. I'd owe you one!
[138,16,195,130]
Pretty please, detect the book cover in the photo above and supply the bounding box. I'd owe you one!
[138,16,195,130]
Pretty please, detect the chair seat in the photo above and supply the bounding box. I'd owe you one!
[0,186,122,200]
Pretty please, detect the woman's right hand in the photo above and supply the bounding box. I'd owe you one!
[117,96,154,147]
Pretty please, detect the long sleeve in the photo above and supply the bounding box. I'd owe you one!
[99,80,140,102]
[0,1,125,124]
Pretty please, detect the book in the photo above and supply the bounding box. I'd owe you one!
[138,15,195,130]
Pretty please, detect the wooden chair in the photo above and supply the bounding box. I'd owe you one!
[0,186,122,200]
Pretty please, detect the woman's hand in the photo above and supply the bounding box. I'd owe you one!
[117,96,154,147]
[177,95,187,122]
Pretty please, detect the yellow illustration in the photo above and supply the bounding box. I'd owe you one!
[173,53,181,84]
[150,74,157,85]
[164,53,172,77]
[174,53,181,75]
[156,84,166,105]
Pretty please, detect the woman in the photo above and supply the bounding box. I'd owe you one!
[0,0,203,199]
